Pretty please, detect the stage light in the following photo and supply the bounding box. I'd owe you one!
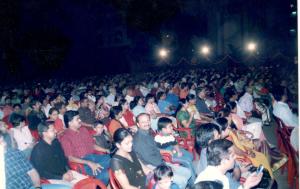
[158,48,169,59]
[246,42,257,52]
[200,45,210,55]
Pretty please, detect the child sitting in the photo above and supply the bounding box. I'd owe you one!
[152,164,180,189]
[93,121,112,153]
[154,117,196,183]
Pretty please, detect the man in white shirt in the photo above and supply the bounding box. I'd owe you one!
[272,89,298,128]
[195,139,262,189]
[239,87,271,125]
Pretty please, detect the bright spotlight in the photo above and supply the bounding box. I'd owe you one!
[158,48,169,59]
[247,42,257,52]
[200,46,210,55]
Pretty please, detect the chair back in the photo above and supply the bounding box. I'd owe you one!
[109,169,122,189]
[73,177,107,189]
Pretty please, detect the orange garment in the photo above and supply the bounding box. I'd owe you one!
[108,119,123,136]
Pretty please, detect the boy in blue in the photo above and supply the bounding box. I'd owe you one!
[154,117,196,183]
[152,164,180,189]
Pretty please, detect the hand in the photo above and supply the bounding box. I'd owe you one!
[62,170,74,182]
[243,172,263,189]
[87,161,103,176]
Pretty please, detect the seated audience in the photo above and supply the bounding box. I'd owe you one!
[108,105,124,136]
[155,117,195,182]
[31,121,87,187]
[59,110,110,185]
[195,139,263,189]
[9,114,34,158]
[133,113,191,189]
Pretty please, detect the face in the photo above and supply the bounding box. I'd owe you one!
[34,102,41,110]
[44,125,57,141]
[213,130,221,140]
[69,115,81,129]
[14,106,21,113]
[81,99,88,108]
[199,90,206,98]
[137,114,151,131]
[189,98,196,105]
[122,102,129,110]
[94,124,105,135]
[138,98,145,105]
[60,105,66,114]
[117,135,133,153]
[157,176,172,189]
[162,123,173,134]
[224,146,236,170]
[50,110,59,120]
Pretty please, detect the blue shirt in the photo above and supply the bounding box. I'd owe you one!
[5,149,33,189]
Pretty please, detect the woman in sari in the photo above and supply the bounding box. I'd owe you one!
[218,107,287,175]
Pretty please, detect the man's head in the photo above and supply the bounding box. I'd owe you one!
[38,121,56,142]
[136,113,151,131]
[30,99,41,111]
[54,102,66,115]
[153,164,174,189]
[207,139,235,171]
[157,117,173,134]
[80,98,88,108]
[13,104,21,113]
[10,114,26,128]
[64,110,81,130]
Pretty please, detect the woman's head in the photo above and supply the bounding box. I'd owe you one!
[215,117,230,138]
[110,105,123,119]
[113,128,133,153]
[145,94,155,104]
[195,123,221,152]
[119,99,129,111]
[186,94,196,104]
[49,107,59,120]
[226,101,237,113]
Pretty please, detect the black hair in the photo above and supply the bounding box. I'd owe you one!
[195,123,221,152]
[225,101,237,112]
[110,128,132,156]
[156,91,165,101]
[192,181,223,189]
[13,103,21,109]
[207,139,233,166]
[109,105,123,119]
[145,94,155,104]
[186,94,196,102]
[48,107,58,116]
[153,164,174,181]
[271,86,285,101]
[129,96,143,110]
[93,120,104,127]
[30,99,41,108]
[10,114,25,127]
[64,110,79,128]
[38,121,55,138]
[215,117,228,131]
[54,102,65,111]
[157,117,172,131]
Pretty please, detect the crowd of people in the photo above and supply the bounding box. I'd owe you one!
[0,64,298,189]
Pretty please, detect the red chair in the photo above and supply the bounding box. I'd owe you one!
[73,177,107,189]
[41,177,107,189]
[274,116,298,188]
[173,119,197,160]
[108,169,122,189]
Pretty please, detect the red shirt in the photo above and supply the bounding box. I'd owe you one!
[54,119,64,133]
[59,127,95,158]
[123,109,135,127]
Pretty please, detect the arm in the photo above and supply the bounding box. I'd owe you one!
[94,144,110,153]
[68,156,103,176]
[114,170,140,189]
[27,169,40,187]
[138,159,153,175]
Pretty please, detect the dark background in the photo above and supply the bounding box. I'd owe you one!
[0,0,297,83]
